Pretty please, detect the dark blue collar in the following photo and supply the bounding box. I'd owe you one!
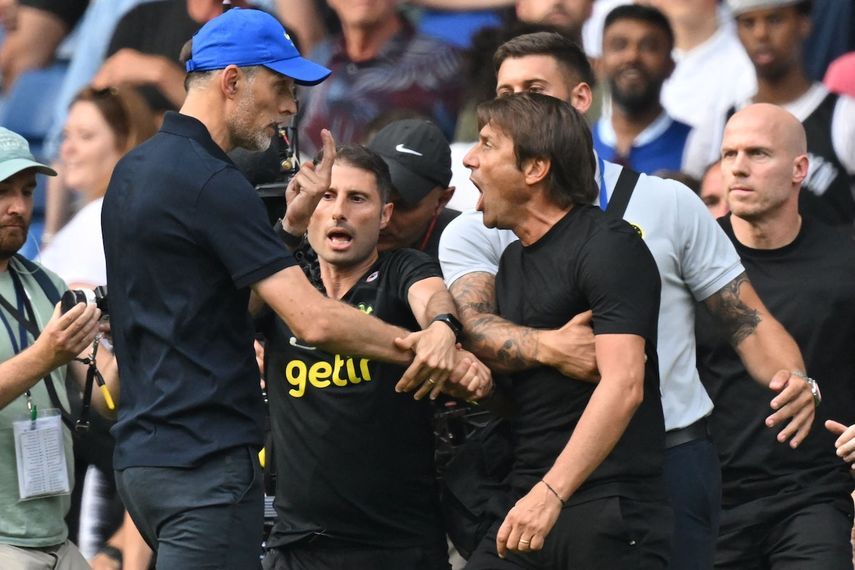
[159,111,235,165]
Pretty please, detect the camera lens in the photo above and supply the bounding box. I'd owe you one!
[60,289,95,314]
[93,285,109,316]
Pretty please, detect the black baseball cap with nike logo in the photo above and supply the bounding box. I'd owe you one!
[368,119,453,207]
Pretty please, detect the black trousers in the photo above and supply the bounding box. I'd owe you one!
[465,495,673,569]
[663,437,721,570]
[262,538,451,570]
[116,446,263,570]
[715,500,854,570]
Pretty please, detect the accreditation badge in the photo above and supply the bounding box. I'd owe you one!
[13,409,70,500]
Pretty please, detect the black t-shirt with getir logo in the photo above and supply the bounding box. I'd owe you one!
[496,205,666,504]
[263,249,445,549]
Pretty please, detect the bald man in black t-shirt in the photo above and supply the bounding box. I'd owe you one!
[697,103,855,568]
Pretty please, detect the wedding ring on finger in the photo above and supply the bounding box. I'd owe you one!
[427,378,437,385]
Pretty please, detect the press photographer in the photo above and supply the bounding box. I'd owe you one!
[0,126,118,569]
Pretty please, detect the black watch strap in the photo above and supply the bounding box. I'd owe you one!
[274,218,304,249]
[431,313,463,343]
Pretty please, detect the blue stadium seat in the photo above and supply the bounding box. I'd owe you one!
[0,62,67,259]
[0,61,68,160]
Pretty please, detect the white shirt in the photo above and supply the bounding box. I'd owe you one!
[39,197,106,287]
[662,11,756,131]
[686,82,855,179]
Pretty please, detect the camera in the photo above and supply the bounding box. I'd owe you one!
[230,124,301,226]
[61,286,109,316]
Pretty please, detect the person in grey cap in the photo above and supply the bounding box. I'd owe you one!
[101,8,466,569]
[368,119,460,258]
[0,127,114,570]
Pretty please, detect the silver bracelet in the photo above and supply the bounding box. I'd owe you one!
[792,371,822,408]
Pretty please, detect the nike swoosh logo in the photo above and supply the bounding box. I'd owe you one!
[289,337,316,350]
[395,144,423,156]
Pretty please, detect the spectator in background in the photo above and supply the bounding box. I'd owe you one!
[801,0,855,81]
[0,0,86,92]
[696,103,854,569]
[297,0,464,156]
[274,0,332,56]
[90,0,233,115]
[692,0,855,228]
[824,51,855,98]
[41,1,270,245]
[649,0,756,130]
[368,119,458,257]
[593,4,703,176]
[515,0,591,40]
[41,0,158,162]
[40,86,156,284]
[409,0,509,49]
[699,160,729,219]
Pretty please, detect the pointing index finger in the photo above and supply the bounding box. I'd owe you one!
[317,129,337,177]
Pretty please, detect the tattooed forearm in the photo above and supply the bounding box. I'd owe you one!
[450,272,497,316]
[449,272,541,373]
[704,272,762,346]
[494,328,542,372]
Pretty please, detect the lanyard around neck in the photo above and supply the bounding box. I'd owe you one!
[0,267,35,354]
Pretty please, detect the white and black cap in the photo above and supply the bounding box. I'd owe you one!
[727,0,805,16]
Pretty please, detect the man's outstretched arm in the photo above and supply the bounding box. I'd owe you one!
[449,271,598,381]
[394,276,492,401]
[703,271,814,447]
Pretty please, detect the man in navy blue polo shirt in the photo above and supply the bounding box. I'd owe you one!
[102,8,468,569]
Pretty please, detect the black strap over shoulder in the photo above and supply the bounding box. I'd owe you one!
[604,166,640,220]
[4,255,74,429]
[14,254,61,304]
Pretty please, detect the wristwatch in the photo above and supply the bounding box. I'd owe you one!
[793,371,822,408]
[431,313,464,344]
[274,218,304,248]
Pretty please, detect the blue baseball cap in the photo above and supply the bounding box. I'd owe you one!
[185,8,331,86]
